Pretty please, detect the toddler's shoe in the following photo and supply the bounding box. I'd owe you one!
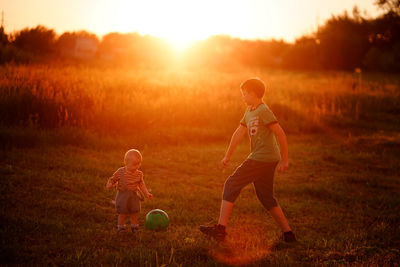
[283,231,297,243]
[117,228,127,234]
[117,225,127,234]
[199,224,226,242]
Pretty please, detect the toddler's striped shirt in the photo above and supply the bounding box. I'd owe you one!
[107,167,144,191]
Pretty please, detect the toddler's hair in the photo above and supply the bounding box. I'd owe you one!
[240,78,266,98]
[124,149,142,164]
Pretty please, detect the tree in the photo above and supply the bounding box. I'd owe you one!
[316,11,371,70]
[282,37,320,69]
[98,32,169,66]
[55,31,99,58]
[0,26,8,45]
[364,3,400,71]
[375,0,400,15]
[13,25,56,54]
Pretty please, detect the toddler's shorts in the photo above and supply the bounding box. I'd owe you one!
[115,190,141,214]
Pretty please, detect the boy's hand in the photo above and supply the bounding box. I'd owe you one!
[147,193,153,200]
[277,160,289,172]
[220,157,230,169]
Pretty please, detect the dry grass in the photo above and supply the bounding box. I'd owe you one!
[1,64,399,140]
[0,64,399,265]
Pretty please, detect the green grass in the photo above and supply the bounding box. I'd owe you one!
[1,131,399,266]
[1,65,399,265]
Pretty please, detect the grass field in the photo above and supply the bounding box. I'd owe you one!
[1,64,399,136]
[1,133,399,266]
[0,65,399,266]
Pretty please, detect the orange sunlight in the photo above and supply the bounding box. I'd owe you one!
[110,0,242,52]
[208,225,274,266]
[3,0,380,47]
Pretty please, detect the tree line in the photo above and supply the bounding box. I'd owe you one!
[0,1,399,72]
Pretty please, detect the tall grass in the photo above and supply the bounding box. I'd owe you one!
[1,64,399,140]
[1,64,399,265]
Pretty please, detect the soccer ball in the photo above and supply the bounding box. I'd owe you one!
[145,209,170,231]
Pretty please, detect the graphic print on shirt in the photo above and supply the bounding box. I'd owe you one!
[248,116,259,136]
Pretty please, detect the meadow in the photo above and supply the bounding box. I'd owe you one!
[0,64,399,266]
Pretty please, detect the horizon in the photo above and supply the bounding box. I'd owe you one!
[2,0,381,49]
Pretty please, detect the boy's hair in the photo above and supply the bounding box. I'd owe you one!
[240,78,266,98]
[124,149,142,164]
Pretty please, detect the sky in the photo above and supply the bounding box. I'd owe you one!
[2,0,381,48]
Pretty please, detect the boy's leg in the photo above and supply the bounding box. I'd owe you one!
[254,186,293,233]
[218,160,262,226]
[252,162,291,231]
[200,160,261,241]
[217,200,234,226]
[220,159,263,225]
[268,206,291,232]
[253,162,296,242]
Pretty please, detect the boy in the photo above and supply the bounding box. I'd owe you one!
[106,149,152,233]
[199,78,296,242]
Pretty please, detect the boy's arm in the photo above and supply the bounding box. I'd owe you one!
[221,124,248,168]
[268,122,289,171]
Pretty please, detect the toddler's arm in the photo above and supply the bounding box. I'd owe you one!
[106,172,119,190]
[106,179,114,190]
[139,181,153,200]
[221,124,247,168]
[268,122,289,171]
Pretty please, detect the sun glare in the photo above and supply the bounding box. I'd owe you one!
[165,37,197,52]
[111,0,246,52]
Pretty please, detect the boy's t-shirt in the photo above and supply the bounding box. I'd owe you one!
[240,103,281,162]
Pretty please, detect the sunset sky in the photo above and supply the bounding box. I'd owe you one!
[2,0,380,48]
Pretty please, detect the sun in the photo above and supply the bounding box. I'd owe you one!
[99,0,295,50]
[165,37,196,52]
[157,26,202,52]
[135,1,211,53]
[112,0,223,52]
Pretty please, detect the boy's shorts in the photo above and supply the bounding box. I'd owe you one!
[222,159,279,210]
[115,190,141,214]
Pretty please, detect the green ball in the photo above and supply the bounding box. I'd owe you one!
[145,209,170,231]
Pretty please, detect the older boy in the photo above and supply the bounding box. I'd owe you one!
[200,78,296,242]
[106,149,152,233]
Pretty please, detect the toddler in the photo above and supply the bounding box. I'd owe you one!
[106,149,152,232]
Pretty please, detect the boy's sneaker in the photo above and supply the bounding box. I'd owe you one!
[283,231,297,243]
[199,224,226,242]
